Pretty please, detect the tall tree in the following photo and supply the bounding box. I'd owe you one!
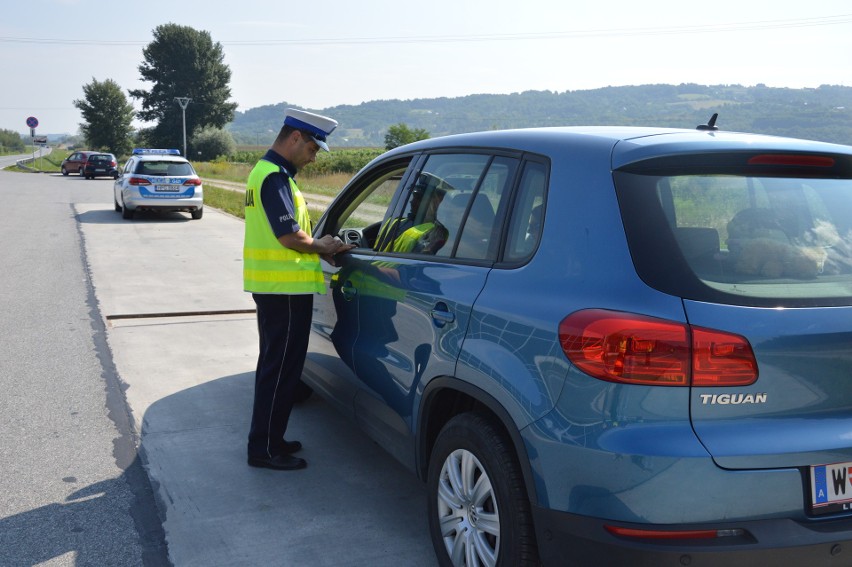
[130,24,237,151]
[73,78,135,156]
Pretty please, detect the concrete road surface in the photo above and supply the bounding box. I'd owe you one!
[1,170,436,566]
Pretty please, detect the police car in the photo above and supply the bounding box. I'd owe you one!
[113,148,204,220]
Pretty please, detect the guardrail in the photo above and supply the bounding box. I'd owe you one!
[15,156,37,171]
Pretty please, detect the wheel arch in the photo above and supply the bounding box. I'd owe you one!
[417,377,540,506]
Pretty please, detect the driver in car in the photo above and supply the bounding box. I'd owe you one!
[377,173,450,255]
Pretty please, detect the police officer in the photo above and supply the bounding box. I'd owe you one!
[244,108,354,470]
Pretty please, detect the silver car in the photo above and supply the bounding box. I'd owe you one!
[113,148,204,220]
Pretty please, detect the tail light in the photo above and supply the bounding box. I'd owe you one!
[128,177,151,186]
[559,309,757,387]
[183,178,202,186]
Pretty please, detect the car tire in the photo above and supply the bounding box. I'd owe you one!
[61,167,68,176]
[191,207,203,220]
[114,198,121,212]
[427,413,539,567]
[121,203,134,220]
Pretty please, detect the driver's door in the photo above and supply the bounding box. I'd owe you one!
[304,156,418,418]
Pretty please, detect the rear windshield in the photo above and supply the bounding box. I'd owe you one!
[89,155,112,162]
[135,160,194,176]
[615,152,852,307]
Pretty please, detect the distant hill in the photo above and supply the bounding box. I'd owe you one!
[227,83,852,148]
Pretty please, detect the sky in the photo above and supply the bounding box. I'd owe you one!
[1,0,851,136]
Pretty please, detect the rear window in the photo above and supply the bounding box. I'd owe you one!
[135,160,194,176]
[90,155,112,162]
[615,152,852,307]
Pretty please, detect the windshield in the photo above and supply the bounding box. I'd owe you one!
[615,158,852,307]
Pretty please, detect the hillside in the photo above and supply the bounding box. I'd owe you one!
[227,83,852,148]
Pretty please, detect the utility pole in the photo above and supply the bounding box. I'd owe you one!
[174,97,191,156]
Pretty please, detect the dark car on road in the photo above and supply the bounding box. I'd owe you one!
[60,150,98,176]
[82,152,119,179]
[302,120,852,566]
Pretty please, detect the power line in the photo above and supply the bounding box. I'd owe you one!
[0,14,850,47]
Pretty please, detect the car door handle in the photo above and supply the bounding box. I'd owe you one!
[340,280,357,301]
[430,302,455,327]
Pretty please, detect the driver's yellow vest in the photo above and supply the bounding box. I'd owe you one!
[243,160,324,294]
[378,217,435,253]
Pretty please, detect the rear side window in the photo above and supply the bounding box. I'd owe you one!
[504,161,547,262]
[616,153,852,307]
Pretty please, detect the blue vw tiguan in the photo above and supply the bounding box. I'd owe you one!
[302,122,852,566]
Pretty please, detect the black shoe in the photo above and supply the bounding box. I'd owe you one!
[247,454,307,471]
[280,439,302,454]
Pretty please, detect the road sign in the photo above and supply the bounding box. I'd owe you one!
[33,135,48,145]
[26,116,39,129]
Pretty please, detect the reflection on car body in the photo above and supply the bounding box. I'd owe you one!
[302,123,852,566]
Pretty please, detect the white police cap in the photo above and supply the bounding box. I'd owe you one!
[284,108,338,152]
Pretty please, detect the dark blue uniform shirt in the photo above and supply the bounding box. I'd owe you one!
[259,149,302,238]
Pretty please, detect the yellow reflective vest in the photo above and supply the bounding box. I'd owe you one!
[378,217,437,254]
[243,159,325,294]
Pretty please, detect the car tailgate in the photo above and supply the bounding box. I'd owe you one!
[684,300,852,470]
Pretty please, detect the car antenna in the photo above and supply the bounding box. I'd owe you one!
[696,113,719,131]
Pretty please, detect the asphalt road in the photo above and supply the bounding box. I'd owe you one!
[0,168,436,566]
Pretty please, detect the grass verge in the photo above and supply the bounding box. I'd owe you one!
[204,183,324,221]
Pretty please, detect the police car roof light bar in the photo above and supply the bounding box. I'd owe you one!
[132,148,181,156]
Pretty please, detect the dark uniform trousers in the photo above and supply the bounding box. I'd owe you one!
[248,293,314,459]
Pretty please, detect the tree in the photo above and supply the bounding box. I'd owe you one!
[384,123,430,150]
[191,126,236,161]
[130,24,237,151]
[73,78,135,156]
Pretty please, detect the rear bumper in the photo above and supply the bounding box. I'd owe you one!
[534,506,852,567]
[122,188,203,212]
[85,168,118,178]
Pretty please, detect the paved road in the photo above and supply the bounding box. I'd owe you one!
[0,169,166,567]
[0,147,53,170]
[0,170,436,566]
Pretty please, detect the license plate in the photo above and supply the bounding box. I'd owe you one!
[155,185,180,192]
[810,462,852,515]
[95,168,105,172]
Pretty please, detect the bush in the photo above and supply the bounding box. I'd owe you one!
[226,146,383,176]
[302,148,383,176]
[191,127,237,161]
[384,123,429,150]
[0,128,26,153]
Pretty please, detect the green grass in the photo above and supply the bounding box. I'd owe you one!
[3,148,68,172]
[203,184,246,218]
[204,183,325,221]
